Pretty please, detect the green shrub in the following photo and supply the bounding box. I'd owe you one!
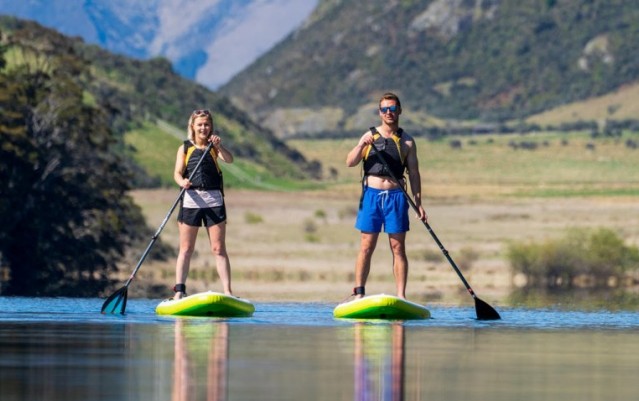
[244,212,263,224]
[305,234,320,243]
[303,218,317,234]
[507,227,639,288]
[314,209,327,219]
[303,218,320,242]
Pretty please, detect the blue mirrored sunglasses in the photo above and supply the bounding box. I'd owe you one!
[379,105,398,113]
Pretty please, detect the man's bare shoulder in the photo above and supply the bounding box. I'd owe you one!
[399,129,417,145]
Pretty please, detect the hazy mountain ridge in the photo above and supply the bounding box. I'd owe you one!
[221,0,639,137]
[0,0,318,88]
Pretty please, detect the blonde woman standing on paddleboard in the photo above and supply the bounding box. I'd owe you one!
[172,109,234,300]
[345,92,428,300]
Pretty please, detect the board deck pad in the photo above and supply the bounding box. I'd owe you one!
[333,294,430,320]
[156,291,255,317]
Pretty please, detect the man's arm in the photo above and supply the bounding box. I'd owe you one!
[404,138,427,221]
[346,131,374,167]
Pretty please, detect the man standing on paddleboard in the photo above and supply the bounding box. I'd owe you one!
[345,92,428,299]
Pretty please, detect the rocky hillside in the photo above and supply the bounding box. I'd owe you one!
[221,0,639,138]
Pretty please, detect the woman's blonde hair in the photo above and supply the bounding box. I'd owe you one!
[187,109,214,141]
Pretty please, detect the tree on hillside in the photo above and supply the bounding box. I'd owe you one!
[0,30,162,296]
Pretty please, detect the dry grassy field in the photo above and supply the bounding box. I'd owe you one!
[127,188,639,307]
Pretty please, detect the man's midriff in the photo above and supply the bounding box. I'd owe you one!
[365,175,403,190]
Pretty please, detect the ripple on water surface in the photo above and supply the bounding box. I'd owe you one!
[0,297,638,330]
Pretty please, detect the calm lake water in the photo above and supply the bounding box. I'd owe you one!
[1,297,638,401]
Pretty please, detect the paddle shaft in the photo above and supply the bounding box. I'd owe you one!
[123,140,215,288]
[368,141,487,302]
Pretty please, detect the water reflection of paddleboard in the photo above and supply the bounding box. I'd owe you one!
[334,294,430,320]
[156,291,255,317]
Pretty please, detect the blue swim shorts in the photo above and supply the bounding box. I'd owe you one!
[355,186,409,234]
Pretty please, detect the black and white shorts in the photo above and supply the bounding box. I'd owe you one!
[177,189,226,227]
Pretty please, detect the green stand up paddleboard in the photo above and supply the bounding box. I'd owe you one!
[156,291,255,317]
[334,294,430,320]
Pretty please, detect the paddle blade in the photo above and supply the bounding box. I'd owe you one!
[475,297,501,320]
[101,287,128,315]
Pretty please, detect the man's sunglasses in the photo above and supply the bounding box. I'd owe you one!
[379,105,398,113]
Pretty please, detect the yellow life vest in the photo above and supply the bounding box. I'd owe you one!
[362,127,406,179]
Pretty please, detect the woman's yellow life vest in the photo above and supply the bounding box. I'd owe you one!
[183,140,223,191]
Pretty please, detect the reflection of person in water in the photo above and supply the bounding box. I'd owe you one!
[353,323,405,401]
[173,320,229,401]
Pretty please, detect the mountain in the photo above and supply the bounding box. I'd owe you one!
[0,0,318,89]
[6,0,639,140]
[0,16,321,186]
[221,0,639,138]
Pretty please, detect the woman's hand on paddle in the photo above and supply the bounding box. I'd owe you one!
[209,133,222,146]
[180,178,192,189]
[209,131,234,163]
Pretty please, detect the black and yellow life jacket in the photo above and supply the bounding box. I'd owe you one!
[183,140,224,191]
[362,127,406,179]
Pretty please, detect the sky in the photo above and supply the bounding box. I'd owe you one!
[196,0,318,88]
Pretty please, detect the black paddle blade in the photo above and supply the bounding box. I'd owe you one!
[475,297,501,320]
[101,286,128,315]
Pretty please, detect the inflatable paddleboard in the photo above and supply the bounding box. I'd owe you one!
[333,294,430,320]
[156,291,255,317]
